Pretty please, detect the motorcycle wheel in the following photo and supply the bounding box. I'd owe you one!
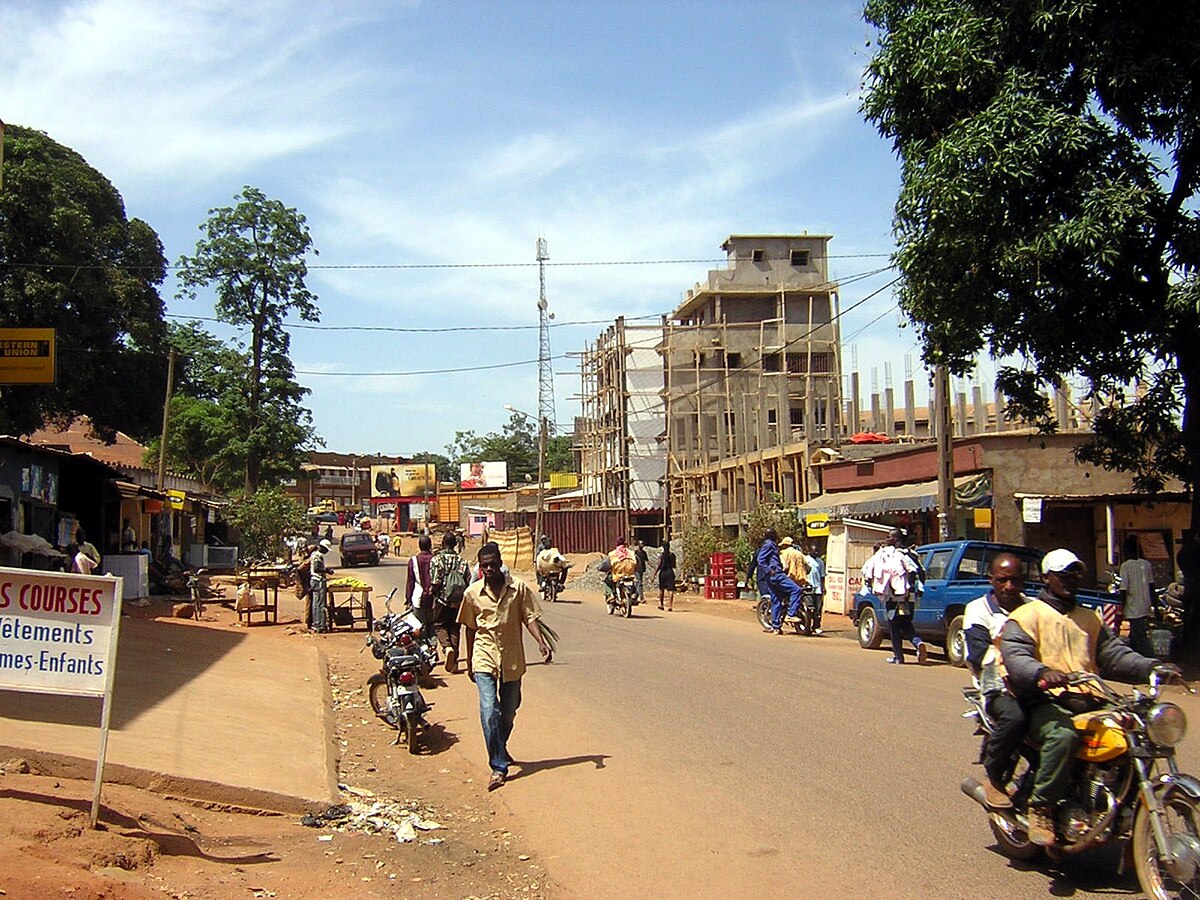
[404,712,420,755]
[607,599,615,615]
[622,595,632,618]
[367,675,396,728]
[987,755,1039,861]
[1132,786,1200,899]
[756,597,772,630]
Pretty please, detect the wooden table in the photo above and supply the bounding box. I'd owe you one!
[236,567,285,625]
[326,584,373,631]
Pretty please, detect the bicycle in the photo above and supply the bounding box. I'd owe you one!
[187,568,209,621]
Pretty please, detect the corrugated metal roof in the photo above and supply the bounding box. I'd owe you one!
[799,474,989,518]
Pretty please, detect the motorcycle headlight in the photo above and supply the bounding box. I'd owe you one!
[1146,702,1188,748]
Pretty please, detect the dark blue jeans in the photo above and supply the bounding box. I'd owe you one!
[475,672,522,775]
[765,574,803,627]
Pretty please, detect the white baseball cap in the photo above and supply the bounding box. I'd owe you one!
[319,539,332,552]
[1041,548,1085,575]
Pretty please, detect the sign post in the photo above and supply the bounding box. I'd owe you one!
[0,567,123,827]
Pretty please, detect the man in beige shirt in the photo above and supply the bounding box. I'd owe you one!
[457,542,551,791]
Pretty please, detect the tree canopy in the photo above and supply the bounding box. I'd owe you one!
[445,413,577,486]
[0,124,169,440]
[176,187,320,493]
[861,0,1200,641]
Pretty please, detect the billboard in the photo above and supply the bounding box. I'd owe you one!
[0,328,55,385]
[460,461,508,490]
[370,463,437,498]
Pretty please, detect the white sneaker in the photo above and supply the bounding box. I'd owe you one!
[813,627,823,635]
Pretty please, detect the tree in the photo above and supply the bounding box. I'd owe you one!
[224,485,306,561]
[861,1,1200,644]
[0,124,169,440]
[546,433,576,474]
[177,187,320,493]
[410,451,455,484]
[144,320,318,494]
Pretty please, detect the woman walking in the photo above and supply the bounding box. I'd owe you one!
[654,543,677,611]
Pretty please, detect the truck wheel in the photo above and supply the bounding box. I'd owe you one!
[946,615,968,668]
[857,606,884,649]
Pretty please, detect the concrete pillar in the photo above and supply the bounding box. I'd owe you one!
[904,379,916,437]
[955,390,968,437]
[972,385,986,435]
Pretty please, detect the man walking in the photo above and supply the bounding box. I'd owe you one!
[406,535,435,634]
[429,531,471,673]
[1119,538,1156,655]
[458,543,551,791]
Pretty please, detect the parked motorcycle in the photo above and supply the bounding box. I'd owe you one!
[961,670,1199,898]
[365,589,434,753]
[756,589,820,635]
[607,575,638,617]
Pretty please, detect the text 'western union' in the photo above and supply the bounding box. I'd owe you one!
[0,341,50,357]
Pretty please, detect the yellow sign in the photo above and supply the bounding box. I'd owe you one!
[166,490,186,511]
[549,472,579,489]
[973,508,993,529]
[805,514,830,537]
[0,328,55,385]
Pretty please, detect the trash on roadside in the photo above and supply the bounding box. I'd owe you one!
[298,796,444,845]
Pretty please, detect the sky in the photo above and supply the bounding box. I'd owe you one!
[0,0,950,457]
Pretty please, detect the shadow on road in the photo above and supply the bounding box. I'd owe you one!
[509,753,610,780]
[986,841,1139,896]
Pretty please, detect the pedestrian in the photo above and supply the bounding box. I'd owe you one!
[323,524,334,543]
[429,531,471,672]
[296,552,313,629]
[75,528,101,570]
[457,542,552,791]
[654,541,677,611]
[121,518,137,552]
[755,529,804,634]
[633,540,649,601]
[72,541,97,575]
[862,527,927,663]
[309,539,332,633]
[406,535,435,634]
[1119,537,1155,655]
[803,543,826,635]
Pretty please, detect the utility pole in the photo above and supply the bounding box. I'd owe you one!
[934,361,954,540]
[535,237,555,545]
[157,348,176,491]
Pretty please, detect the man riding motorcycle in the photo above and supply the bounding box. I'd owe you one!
[605,537,639,603]
[1000,547,1175,847]
[535,535,570,593]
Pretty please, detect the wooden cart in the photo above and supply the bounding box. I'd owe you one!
[325,583,373,631]
[235,566,285,625]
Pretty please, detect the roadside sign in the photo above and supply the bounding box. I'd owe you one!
[0,328,56,385]
[805,514,830,537]
[0,567,123,826]
[973,508,993,529]
[166,489,186,511]
[1022,497,1043,524]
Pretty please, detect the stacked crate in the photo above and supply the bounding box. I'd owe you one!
[705,551,737,599]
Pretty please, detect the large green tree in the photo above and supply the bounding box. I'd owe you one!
[177,187,319,493]
[446,412,539,484]
[0,124,169,439]
[145,320,318,494]
[861,1,1200,639]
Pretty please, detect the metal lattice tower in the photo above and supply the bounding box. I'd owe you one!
[536,237,556,435]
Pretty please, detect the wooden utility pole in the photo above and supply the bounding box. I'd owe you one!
[157,348,176,491]
[934,362,954,540]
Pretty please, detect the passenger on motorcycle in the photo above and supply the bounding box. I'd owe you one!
[756,529,804,634]
[605,537,639,601]
[1000,548,1170,847]
[962,552,1030,810]
[779,536,810,625]
[535,535,570,592]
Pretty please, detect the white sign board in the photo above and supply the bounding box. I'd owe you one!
[1022,497,1043,524]
[0,567,122,826]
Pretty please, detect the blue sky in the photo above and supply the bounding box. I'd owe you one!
[2,0,939,456]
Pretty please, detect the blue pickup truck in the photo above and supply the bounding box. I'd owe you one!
[850,540,1117,666]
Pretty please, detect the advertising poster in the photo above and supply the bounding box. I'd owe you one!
[459,461,508,490]
[370,463,437,498]
[0,567,122,697]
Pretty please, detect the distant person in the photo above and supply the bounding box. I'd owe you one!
[756,529,803,634]
[633,540,649,601]
[75,528,100,569]
[862,528,927,664]
[407,535,435,632]
[458,542,551,791]
[72,542,97,576]
[1119,538,1155,656]
[804,543,826,635]
[121,518,137,552]
[654,542,677,611]
[779,536,810,624]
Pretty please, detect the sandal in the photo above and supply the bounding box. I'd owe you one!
[488,771,506,791]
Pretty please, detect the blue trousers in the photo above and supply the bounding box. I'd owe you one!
[765,574,803,628]
[310,577,328,632]
[475,672,522,775]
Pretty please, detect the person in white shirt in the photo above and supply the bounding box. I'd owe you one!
[962,553,1029,808]
[1119,539,1156,655]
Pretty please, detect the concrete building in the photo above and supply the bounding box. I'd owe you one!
[663,234,843,536]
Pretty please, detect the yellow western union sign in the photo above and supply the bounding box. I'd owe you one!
[0,328,55,385]
[166,490,186,511]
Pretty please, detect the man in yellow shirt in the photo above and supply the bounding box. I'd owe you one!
[458,542,552,792]
[780,536,809,623]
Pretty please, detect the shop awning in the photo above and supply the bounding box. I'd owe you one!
[798,474,991,519]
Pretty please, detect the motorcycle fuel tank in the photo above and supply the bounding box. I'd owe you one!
[1073,712,1129,763]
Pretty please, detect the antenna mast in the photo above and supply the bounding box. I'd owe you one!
[537,237,556,433]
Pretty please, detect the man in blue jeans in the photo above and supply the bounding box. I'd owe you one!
[755,529,804,634]
[457,543,552,791]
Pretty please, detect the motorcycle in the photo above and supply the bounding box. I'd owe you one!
[376,533,390,558]
[607,575,638,618]
[961,670,1200,898]
[756,588,820,635]
[365,589,435,754]
[539,563,571,604]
